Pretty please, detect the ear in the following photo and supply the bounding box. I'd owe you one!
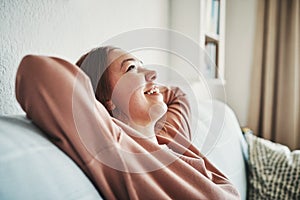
[106,100,116,111]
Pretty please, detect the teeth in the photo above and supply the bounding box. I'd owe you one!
[146,86,160,95]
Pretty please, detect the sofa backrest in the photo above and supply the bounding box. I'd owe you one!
[191,100,248,200]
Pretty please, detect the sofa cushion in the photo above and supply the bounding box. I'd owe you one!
[245,133,300,200]
[0,115,102,200]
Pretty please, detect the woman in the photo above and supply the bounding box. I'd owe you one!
[16,46,240,199]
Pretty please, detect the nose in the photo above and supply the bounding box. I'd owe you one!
[144,69,157,82]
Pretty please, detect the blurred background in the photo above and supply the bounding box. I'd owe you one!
[0,0,299,149]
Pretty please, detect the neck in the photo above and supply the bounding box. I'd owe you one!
[129,122,158,143]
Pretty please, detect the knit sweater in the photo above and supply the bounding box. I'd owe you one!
[16,55,240,200]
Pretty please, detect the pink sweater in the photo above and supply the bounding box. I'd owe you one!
[16,55,240,200]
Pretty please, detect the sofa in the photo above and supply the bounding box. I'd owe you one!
[0,100,248,200]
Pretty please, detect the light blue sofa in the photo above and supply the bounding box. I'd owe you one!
[0,101,248,200]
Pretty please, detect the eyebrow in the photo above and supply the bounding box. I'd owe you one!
[120,58,143,69]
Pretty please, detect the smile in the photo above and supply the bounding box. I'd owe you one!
[144,85,160,95]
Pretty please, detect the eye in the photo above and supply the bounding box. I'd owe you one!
[126,64,136,72]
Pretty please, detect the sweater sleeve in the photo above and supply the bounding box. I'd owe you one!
[155,86,192,140]
[15,55,122,174]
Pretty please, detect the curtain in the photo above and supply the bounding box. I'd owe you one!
[248,0,300,150]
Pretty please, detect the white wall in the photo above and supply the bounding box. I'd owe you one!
[0,0,169,115]
[225,0,258,126]
[169,0,201,41]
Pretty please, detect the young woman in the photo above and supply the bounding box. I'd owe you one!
[15,46,240,199]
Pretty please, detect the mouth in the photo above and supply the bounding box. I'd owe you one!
[144,85,160,95]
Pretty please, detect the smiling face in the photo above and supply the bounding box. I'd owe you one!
[107,49,167,127]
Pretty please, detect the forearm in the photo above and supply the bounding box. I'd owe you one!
[156,86,192,140]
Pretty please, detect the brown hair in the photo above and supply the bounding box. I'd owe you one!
[76,46,119,116]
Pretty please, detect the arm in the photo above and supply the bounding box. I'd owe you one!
[15,55,127,198]
[155,86,192,140]
[16,55,121,146]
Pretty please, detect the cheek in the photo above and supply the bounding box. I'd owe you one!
[128,93,167,125]
[111,73,145,114]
